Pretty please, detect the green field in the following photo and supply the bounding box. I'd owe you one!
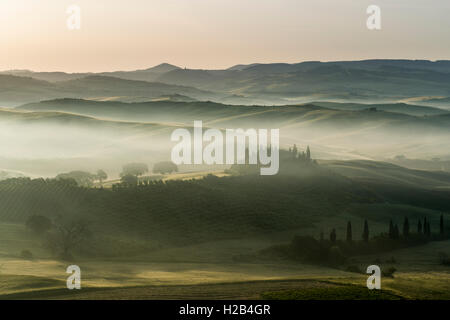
[0,214,449,300]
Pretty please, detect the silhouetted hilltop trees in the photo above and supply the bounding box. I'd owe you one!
[287,144,313,163]
[226,145,318,176]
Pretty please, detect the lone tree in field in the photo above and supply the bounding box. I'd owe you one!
[46,218,91,260]
[152,161,178,174]
[403,217,410,237]
[330,229,337,243]
[362,220,369,242]
[346,221,352,242]
[120,163,148,178]
[418,219,423,234]
[440,214,445,236]
[96,169,107,187]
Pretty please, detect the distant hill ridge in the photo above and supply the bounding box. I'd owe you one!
[2,60,450,106]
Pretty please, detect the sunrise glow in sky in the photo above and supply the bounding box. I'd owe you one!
[1,0,449,72]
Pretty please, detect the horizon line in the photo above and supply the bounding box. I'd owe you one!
[2,58,450,74]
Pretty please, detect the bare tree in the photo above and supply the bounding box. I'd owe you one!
[46,218,91,260]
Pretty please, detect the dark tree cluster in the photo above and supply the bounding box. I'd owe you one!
[152,161,178,174]
[55,170,108,187]
[288,144,312,162]
[271,215,448,268]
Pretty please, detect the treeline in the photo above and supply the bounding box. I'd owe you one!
[55,169,107,187]
[1,166,450,250]
[264,215,448,267]
[53,161,178,188]
[0,176,79,188]
[0,173,344,245]
[288,144,313,162]
[225,145,318,176]
[52,145,311,187]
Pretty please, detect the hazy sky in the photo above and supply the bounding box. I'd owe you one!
[1,0,449,72]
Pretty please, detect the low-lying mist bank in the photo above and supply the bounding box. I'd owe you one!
[1,99,450,177]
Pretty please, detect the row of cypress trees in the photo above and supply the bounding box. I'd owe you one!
[328,214,445,242]
[325,220,370,243]
[388,214,445,239]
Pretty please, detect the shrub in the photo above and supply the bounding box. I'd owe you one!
[386,256,397,263]
[438,252,450,266]
[328,246,346,266]
[345,265,362,274]
[382,267,397,278]
[20,249,33,260]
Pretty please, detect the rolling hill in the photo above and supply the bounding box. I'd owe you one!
[154,60,450,102]
[0,63,180,83]
[311,101,448,116]
[0,158,448,248]
[6,99,450,178]
[17,98,450,133]
[0,74,219,106]
[4,60,450,105]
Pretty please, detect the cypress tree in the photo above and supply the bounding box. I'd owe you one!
[299,152,305,161]
[423,217,430,237]
[403,217,410,237]
[393,224,400,239]
[346,221,352,242]
[440,214,444,236]
[389,220,394,239]
[306,146,311,161]
[418,219,422,234]
[362,220,369,242]
[330,228,337,243]
[423,217,427,234]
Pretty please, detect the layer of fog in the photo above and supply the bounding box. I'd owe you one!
[1,111,450,179]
